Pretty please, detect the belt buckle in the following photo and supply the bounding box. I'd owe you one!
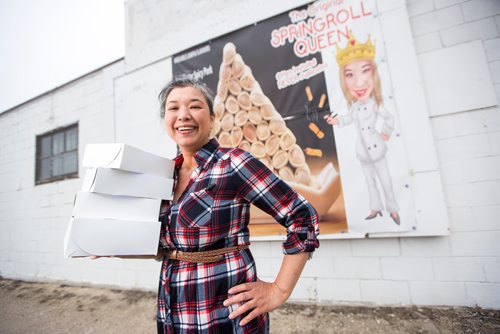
[166,249,179,260]
[171,249,179,260]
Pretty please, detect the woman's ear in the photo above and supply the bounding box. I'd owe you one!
[209,114,216,138]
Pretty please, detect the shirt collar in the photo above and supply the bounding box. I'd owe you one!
[354,98,374,107]
[173,138,219,171]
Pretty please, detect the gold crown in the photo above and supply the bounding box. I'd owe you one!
[336,30,376,67]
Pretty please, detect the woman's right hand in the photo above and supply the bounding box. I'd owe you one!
[323,115,339,125]
[223,278,289,326]
[380,132,390,141]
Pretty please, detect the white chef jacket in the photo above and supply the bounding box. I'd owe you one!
[338,98,394,163]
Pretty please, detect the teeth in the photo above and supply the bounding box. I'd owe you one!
[177,127,195,131]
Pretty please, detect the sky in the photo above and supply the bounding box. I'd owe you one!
[0,0,125,113]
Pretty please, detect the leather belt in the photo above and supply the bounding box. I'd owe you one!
[160,244,249,263]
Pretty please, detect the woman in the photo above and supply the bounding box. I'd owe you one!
[324,32,400,225]
[156,79,319,333]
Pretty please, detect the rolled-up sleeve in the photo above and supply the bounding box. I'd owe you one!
[231,151,320,254]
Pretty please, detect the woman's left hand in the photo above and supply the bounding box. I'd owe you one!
[223,278,289,326]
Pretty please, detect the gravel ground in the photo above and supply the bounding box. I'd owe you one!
[1,278,499,334]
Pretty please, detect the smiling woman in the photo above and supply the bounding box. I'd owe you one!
[154,79,320,333]
[159,81,215,157]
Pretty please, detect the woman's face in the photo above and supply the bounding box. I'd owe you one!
[164,86,214,153]
[343,60,374,103]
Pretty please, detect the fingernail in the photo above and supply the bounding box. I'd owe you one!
[228,313,234,319]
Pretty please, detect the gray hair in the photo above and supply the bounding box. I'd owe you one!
[158,79,214,118]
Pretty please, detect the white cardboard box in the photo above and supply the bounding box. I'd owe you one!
[82,167,174,200]
[64,217,161,257]
[82,143,174,178]
[72,192,162,222]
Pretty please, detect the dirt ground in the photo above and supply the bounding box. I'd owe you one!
[1,278,499,334]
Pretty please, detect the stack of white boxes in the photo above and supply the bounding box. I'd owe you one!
[64,143,175,258]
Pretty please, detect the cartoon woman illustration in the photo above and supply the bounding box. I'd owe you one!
[324,31,400,225]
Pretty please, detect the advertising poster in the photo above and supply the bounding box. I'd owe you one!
[172,0,416,237]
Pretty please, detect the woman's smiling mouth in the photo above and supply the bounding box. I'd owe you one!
[176,126,197,134]
[355,89,368,97]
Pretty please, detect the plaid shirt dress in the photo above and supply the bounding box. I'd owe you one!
[157,139,319,334]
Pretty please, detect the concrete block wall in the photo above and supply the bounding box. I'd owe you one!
[124,0,312,73]
[0,60,162,290]
[245,0,500,309]
[413,0,500,307]
[265,0,500,309]
[0,0,499,310]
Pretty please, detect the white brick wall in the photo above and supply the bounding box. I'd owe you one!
[432,257,485,281]
[124,0,313,73]
[361,280,412,304]
[1,0,500,310]
[410,5,464,36]
[410,281,469,306]
[483,258,500,282]
[0,60,163,290]
[289,0,500,309]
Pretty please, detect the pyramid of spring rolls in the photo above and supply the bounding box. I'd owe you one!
[213,42,320,189]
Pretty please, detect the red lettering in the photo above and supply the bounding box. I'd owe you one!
[279,27,289,43]
[313,17,326,33]
[337,9,349,24]
[306,36,319,54]
[299,19,314,37]
[327,30,337,47]
[289,25,299,43]
[349,5,360,19]
[270,29,282,47]
[317,33,327,49]
[361,1,373,17]
[289,9,308,23]
[338,26,349,43]
[325,13,336,29]
[294,39,308,57]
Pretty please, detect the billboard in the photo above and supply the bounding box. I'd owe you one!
[172,0,416,237]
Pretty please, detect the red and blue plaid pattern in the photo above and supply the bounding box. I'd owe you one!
[157,139,319,333]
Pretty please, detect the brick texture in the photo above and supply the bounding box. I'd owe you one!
[0,0,499,309]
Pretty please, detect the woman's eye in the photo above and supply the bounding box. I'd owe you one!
[167,107,178,112]
[191,105,202,110]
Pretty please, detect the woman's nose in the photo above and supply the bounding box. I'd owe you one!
[177,106,191,120]
[355,75,365,87]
